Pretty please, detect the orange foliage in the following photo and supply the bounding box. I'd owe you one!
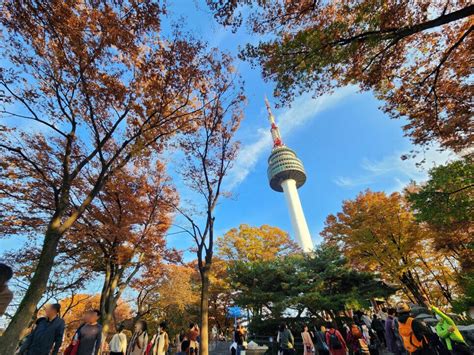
[0,0,241,349]
[217,224,300,263]
[322,190,459,306]
[57,294,132,344]
[208,1,473,151]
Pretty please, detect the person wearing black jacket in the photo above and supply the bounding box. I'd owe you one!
[19,303,65,355]
[371,315,386,347]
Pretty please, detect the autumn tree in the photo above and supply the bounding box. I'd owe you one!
[208,0,473,152]
[407,157,473,311]
[217,224,300,263]
[58,294,132,346]
[1,245,89,329]
[321,190,459,305]
[206,257,233,332]
[65,161,178,337]
[407,157,473,266]
[175,59,245,355]
[132,265,168,323]
[133,264,200,336]
[0,1,239,351]
[206,224,300,327]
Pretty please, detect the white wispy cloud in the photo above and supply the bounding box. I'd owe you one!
[334,148,457,191]
[226,86,357,189]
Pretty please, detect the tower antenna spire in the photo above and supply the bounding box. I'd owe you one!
[264,95,275,123]
[264,96,283,148]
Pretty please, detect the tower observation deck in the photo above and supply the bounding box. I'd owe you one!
[265,97,314,253]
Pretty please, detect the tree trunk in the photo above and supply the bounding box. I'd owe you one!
[400,271,425,305]
[418,254,453,304]
[101,303,116,341]
[100,266,120,340]
[200,268,210,355]
[0,223,62,355]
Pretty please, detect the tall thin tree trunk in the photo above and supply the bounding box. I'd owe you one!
[418,254,453,304]
[400,271,425,305]
[101,299,116,341]
[0,223,62,355]
[100,266,120,340]
[200,268,210,355]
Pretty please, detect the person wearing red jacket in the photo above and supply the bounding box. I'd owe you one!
[325,322,347,355]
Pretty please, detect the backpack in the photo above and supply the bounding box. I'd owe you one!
[358,338,370,354]
[351,325,362,338]
[398,317,428,353]
[64,323,85,355]
[329,331,343,349]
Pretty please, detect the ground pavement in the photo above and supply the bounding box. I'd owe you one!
[208,341,393,355]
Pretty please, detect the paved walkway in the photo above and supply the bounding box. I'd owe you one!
[209,341,231,354]
[209,341,394,355]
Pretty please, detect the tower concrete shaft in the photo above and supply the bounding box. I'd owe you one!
[265,98,314,252]
[281,179,313,252]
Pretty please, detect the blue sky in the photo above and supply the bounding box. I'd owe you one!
[0,2,456,306]
[164,2,455,253]
[0,1,455,255]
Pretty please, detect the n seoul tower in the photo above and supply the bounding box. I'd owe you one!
[265,97,314,252]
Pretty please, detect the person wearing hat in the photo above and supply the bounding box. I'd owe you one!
[396,302,432,354]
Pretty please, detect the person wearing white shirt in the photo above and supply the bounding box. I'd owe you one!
[360,313,372,328]
[109,324,127,355]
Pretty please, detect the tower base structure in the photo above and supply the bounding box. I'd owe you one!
[280,179,314,252]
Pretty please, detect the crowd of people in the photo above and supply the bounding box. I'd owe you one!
[14,313,202,355]
[1,262,472,355]
[6,301,472,355]
[276,302,470,355]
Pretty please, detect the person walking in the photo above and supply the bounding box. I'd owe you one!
[314,325,330,355]
[277,323,295,355]
[234,324,247,355]
[360,313,372,329]
[179,339,191,355]
[127,320,148,355]
[176,330,186,354]
[325,322,347,355]
[377,308,388,324]
[212,324,218,350]
[371,314,385,347]
[73,309,103,355]
[110,324,127,355]
[394,314,408,355]
[346,323,369,355]
[396,302,432,355]
[301,325,314,355]
[187,323,200,355]
[19,303,65,355]
[0,263,13,316]
[385,308,404,355]
[361,324,371,348]
[150,321,169,355]
[430,303,470,355]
